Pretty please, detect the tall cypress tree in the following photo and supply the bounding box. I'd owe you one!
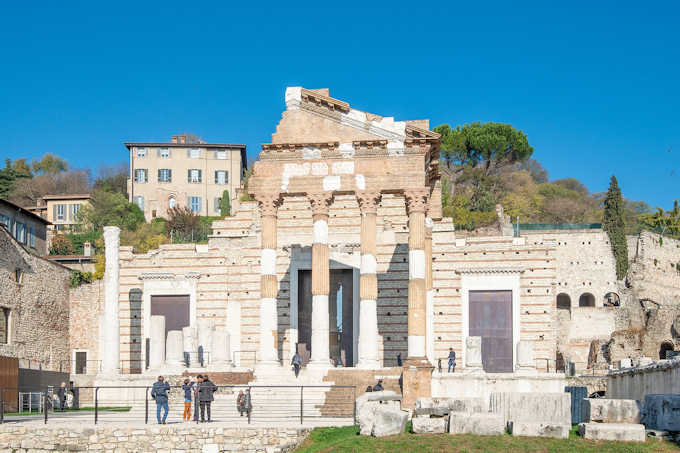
[603,175,628,279]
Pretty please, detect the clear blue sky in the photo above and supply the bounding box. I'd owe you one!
[1,1,678,208]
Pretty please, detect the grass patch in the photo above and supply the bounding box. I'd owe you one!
[3,406,131,416]
[295,425,680,453]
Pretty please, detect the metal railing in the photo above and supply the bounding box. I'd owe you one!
[0,384,356,426]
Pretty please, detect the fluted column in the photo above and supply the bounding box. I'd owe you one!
[102,226,120,374]
[308,191,333,367]
[405,189,429,360]
[257,193,282,366]
[425,216,435,364]
[357,191,381,368]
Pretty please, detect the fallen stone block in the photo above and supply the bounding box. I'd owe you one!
[643,394,680,431]
[578,423,646,442]
[448,413,505,436]
[356,391,402,436]
[582,399,642,424]
[490,392,571,425]
[413,407,450,417]
[412,416,447,434]
[509,421,570,439]
[372,406,408,437]
[416,397,485,413]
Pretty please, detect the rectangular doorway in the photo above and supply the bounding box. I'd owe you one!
[297,269,354,367]
[150,295,190,341]
[469,290,513,373]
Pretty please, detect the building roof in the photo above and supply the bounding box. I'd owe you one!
[124,142,246,149]
[40,194,92,201]
[0,198,51,225]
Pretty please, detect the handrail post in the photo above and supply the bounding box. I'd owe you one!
[300,386,303,425]
[44,391,48,424]
[145,387,149,424]
[94,387,99,425]
[247,386,251,425]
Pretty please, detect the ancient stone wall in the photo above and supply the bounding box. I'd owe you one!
[0,425,311,453]
[628,231,680,304]
[608,358,680,401]
[69,280,103,372]
[0,228,70,370]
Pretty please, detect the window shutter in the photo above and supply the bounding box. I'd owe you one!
[187,149,190,158]
[198,170,202,182]
[53,205,57,221]
[225,171,229,184]
[215,171,218,184]
[168,149,172,158]
[168,169,172,182]
[158,169,161,181]
[156,149,160,157]
[188,169,191,182]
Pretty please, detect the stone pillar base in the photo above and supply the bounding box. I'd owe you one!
[401,363,433,409]
[356,359,381,369]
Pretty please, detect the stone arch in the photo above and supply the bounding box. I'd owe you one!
[579,293,595,307]
[659,341,674,360]
[556,293,571,311]
[604,292,620,307]
[168,196,176,210]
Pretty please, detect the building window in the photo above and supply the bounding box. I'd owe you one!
[189,149,200,158]
[159,148,170,158]
[214,197,221,213]
[215,150,227,159]
[188,169,202,183]
[14,222,26,244]
[136,148,147,158]
[14,269,22,284]
[72,204,81,219]
[134,196,145,211]
[0,308,9,344]
[134,169,148,183]
[158,169,172,183]
[189,196,201,213]
[28,227,35,248]
[168,197,176,209]
[0,215,9,229]
[56,204,66,221]
[215,170,228,185]
[75,351,87,374]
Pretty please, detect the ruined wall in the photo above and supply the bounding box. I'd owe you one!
[628,231,680,304]
[69,280,103,373]
[0,228,70,370]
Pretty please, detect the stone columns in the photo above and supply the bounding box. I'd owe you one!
[309,191,333,367]
[405,189,429,361]
[102,226,120,374]
[198,318,215,366]
[211,326,232,368]
[425,216,434,365]
[464,336,484,373]
[149,315,166,369]
[356,190,381,368]
[257,193,282,366]
[515,341,535,374]
[183,326,199,367]
[166,330,184,367]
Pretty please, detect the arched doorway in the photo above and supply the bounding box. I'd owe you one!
[604,292,620,307]
[168,196,176,210]
[659,341,674,360]
[579,293,595,307]
[556,293,571,311]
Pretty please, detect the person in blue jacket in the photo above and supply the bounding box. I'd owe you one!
[151,375,171,424]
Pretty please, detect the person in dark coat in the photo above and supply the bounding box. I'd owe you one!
[193,375,202,421]
[151,376,170,424]
[448,348,457,373]
[237,390,246,416]
[291,352,302,378]
[57,382,67,411]
[243,388,252,417]
[198,375,217,422]
[372,379,384,392]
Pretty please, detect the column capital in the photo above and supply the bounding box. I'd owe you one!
[256,193,282,217]
[308,191,334,216]
[404,188,429,215]
[356,190,381,214]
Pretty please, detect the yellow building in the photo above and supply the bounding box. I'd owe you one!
[124,134,246,221]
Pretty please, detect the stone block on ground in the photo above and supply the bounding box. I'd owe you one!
[413,407,450,417]
[356,391,402,436]
[578,423,646,442]
[372,405,408,437]
[643,394,680,431]
[509,421,570,439]
[490,392,571,425]
[412,416,447,434]
[416,397,485,414]
[581,398,642,424]
[448,413,505,436]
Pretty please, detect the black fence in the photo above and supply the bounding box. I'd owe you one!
[0,385,356,426]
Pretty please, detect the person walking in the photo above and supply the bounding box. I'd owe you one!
[291,351,302,378]
[237,390,246,416]
[193,375,202,422]
[198,374,217,422]
[181,378,195,422]
[243,388,252,418]
[57,382,67,411]
[151,376,170,424]
[448,348,457,373]
[372,379,384,391]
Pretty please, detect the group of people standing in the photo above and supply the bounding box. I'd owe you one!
[150,375,252,424]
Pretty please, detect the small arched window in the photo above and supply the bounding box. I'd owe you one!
[579,293,596,307]
[168,197,176,209]
[556,293,571,311]
[604,292,620,307]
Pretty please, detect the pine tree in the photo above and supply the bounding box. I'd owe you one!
[603,175,628,279]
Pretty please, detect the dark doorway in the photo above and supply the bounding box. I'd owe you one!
[75,351,87,374]
[660,341,674,360]
[469,290,513,373]
[579,293,596,307]
[298,269,354,367]
[150,295,190,341]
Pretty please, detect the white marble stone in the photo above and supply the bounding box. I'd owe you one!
[198,318,216,365]
[412,416,447,434]
[408,250,425,279]
[309,295,330,366]
[578,423,646,442]
[149,315,166,369]
[357,299,379,368]
[211,326,232,368]
[509,421,570,439]
[464,336,483,371]
[515,341,535,373]
[408,335,425,358]
[182,326,200,367]
[448,413,505,435]
[582,398,642,424]
[102,226,121,374]
[491,392,571,426]
[166,330,184,367]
